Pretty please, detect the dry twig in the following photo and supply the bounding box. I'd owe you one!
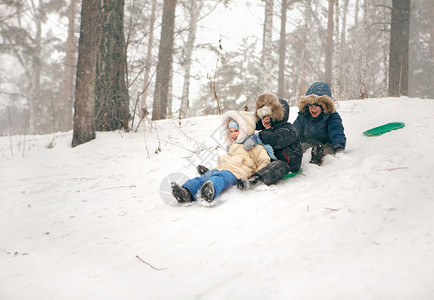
[136,255,166,271]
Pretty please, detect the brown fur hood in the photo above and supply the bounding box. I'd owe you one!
[254,93,285,122]
[221,111,256,146]
[297,94,336,114]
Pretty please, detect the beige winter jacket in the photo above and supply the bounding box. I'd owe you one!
[216,111,270,179]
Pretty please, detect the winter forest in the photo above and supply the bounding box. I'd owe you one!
[0,0,433,143]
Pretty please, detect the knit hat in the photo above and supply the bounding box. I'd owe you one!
[257,105,272,119]
[228,119,239,130]
[305,82,332,97]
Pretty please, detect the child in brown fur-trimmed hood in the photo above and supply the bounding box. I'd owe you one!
[293,82,346,165]
[237,93,303,189]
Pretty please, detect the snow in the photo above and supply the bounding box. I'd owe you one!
[1,97,434,299]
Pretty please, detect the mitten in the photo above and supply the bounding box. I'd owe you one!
[244,133,260,151]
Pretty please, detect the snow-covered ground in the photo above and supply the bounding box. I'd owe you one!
[1,97,434,300]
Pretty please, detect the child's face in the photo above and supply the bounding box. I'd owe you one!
[308,105,322,118]
[262,115,271,129]
[229,128,239,142]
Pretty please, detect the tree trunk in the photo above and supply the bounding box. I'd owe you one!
[429,1,434,69]
[381,4,389,96]
[388,0,411,97]
[95,0,129,131]
[339,0,349,99]
[61,0,77,131]
[333,0,340,98]
[179,0,200,119]
[261,0,274,93]
[72,0,101,147]
[360,0,368,99]
[30,0,42,133]
[325,0,334,87]
[277,0,287,98]
[140,0,157,119]
[152,0,177,120]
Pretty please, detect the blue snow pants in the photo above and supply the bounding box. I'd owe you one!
[182,169,238,201]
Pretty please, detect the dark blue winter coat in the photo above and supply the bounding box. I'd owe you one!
[255,97,302,173]
[293,94,346,151]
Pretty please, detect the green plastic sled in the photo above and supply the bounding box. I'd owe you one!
[363,122,405,136]
[282,169,303,179]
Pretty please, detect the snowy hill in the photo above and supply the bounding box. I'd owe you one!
[1,97,434,299]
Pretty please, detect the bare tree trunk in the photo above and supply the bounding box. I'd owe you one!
[381,4,389,96]
[277,0,287,98]
[340,0,349,99]
[388,0,411,96]
[61,0,77,131]
[360,0,368,99]
[72,0,101,147]
[95,0,129,131]
[296,2,310,97]
[261,0,274,92]
[354,0,359,27]
[179,0,200,119]
[152,0,177,120]
[325,0,334,87]
[140,0,157,119]
[431,2,434,61]
[29,0,42,133]
[333,0,340,98]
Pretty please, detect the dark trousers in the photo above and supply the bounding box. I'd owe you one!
[253,160,292,186]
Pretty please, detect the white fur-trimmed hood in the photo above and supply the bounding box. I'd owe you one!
[221,111,256,146]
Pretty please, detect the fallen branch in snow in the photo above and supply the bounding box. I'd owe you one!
[376,167,408,172]
[324,207,343,212]
[136,255,166,271]
[95,185,136,191]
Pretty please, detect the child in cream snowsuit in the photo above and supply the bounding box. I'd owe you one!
[171,111,271,203]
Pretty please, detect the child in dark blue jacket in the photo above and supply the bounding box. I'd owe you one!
[293,82,346,165]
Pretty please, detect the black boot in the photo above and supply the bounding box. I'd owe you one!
[197,165,210,176]
[237,175,262,190]
[200,180,215,202]
[171,182,193,203]
[310,144,324,165]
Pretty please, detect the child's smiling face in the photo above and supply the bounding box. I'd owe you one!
[308,104,322,118]
[262,115,271,129]
[229,128,239,142]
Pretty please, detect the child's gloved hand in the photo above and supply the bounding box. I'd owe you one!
[244,133,260,150]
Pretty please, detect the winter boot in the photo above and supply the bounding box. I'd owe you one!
[197,165,210,176]
[310,144,324,165]
[237,175,262,190]
[200,180,215,202]
[171,182,193,203]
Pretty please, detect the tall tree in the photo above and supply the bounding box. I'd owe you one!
[29,0,43,132]
[261,0,274,92]
[325,0,334,87]
[333,0,340,98]
[388,0,411,96]
[72,0,101,147]
[95,0,129,131]
[179,0,201,119]
[360,0,368,99]
[60,0,78,132]
[140,0,157,119]
[152,0,177,120]
[277,0,287,98]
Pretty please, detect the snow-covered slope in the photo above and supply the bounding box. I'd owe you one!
[1,97,434,299]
